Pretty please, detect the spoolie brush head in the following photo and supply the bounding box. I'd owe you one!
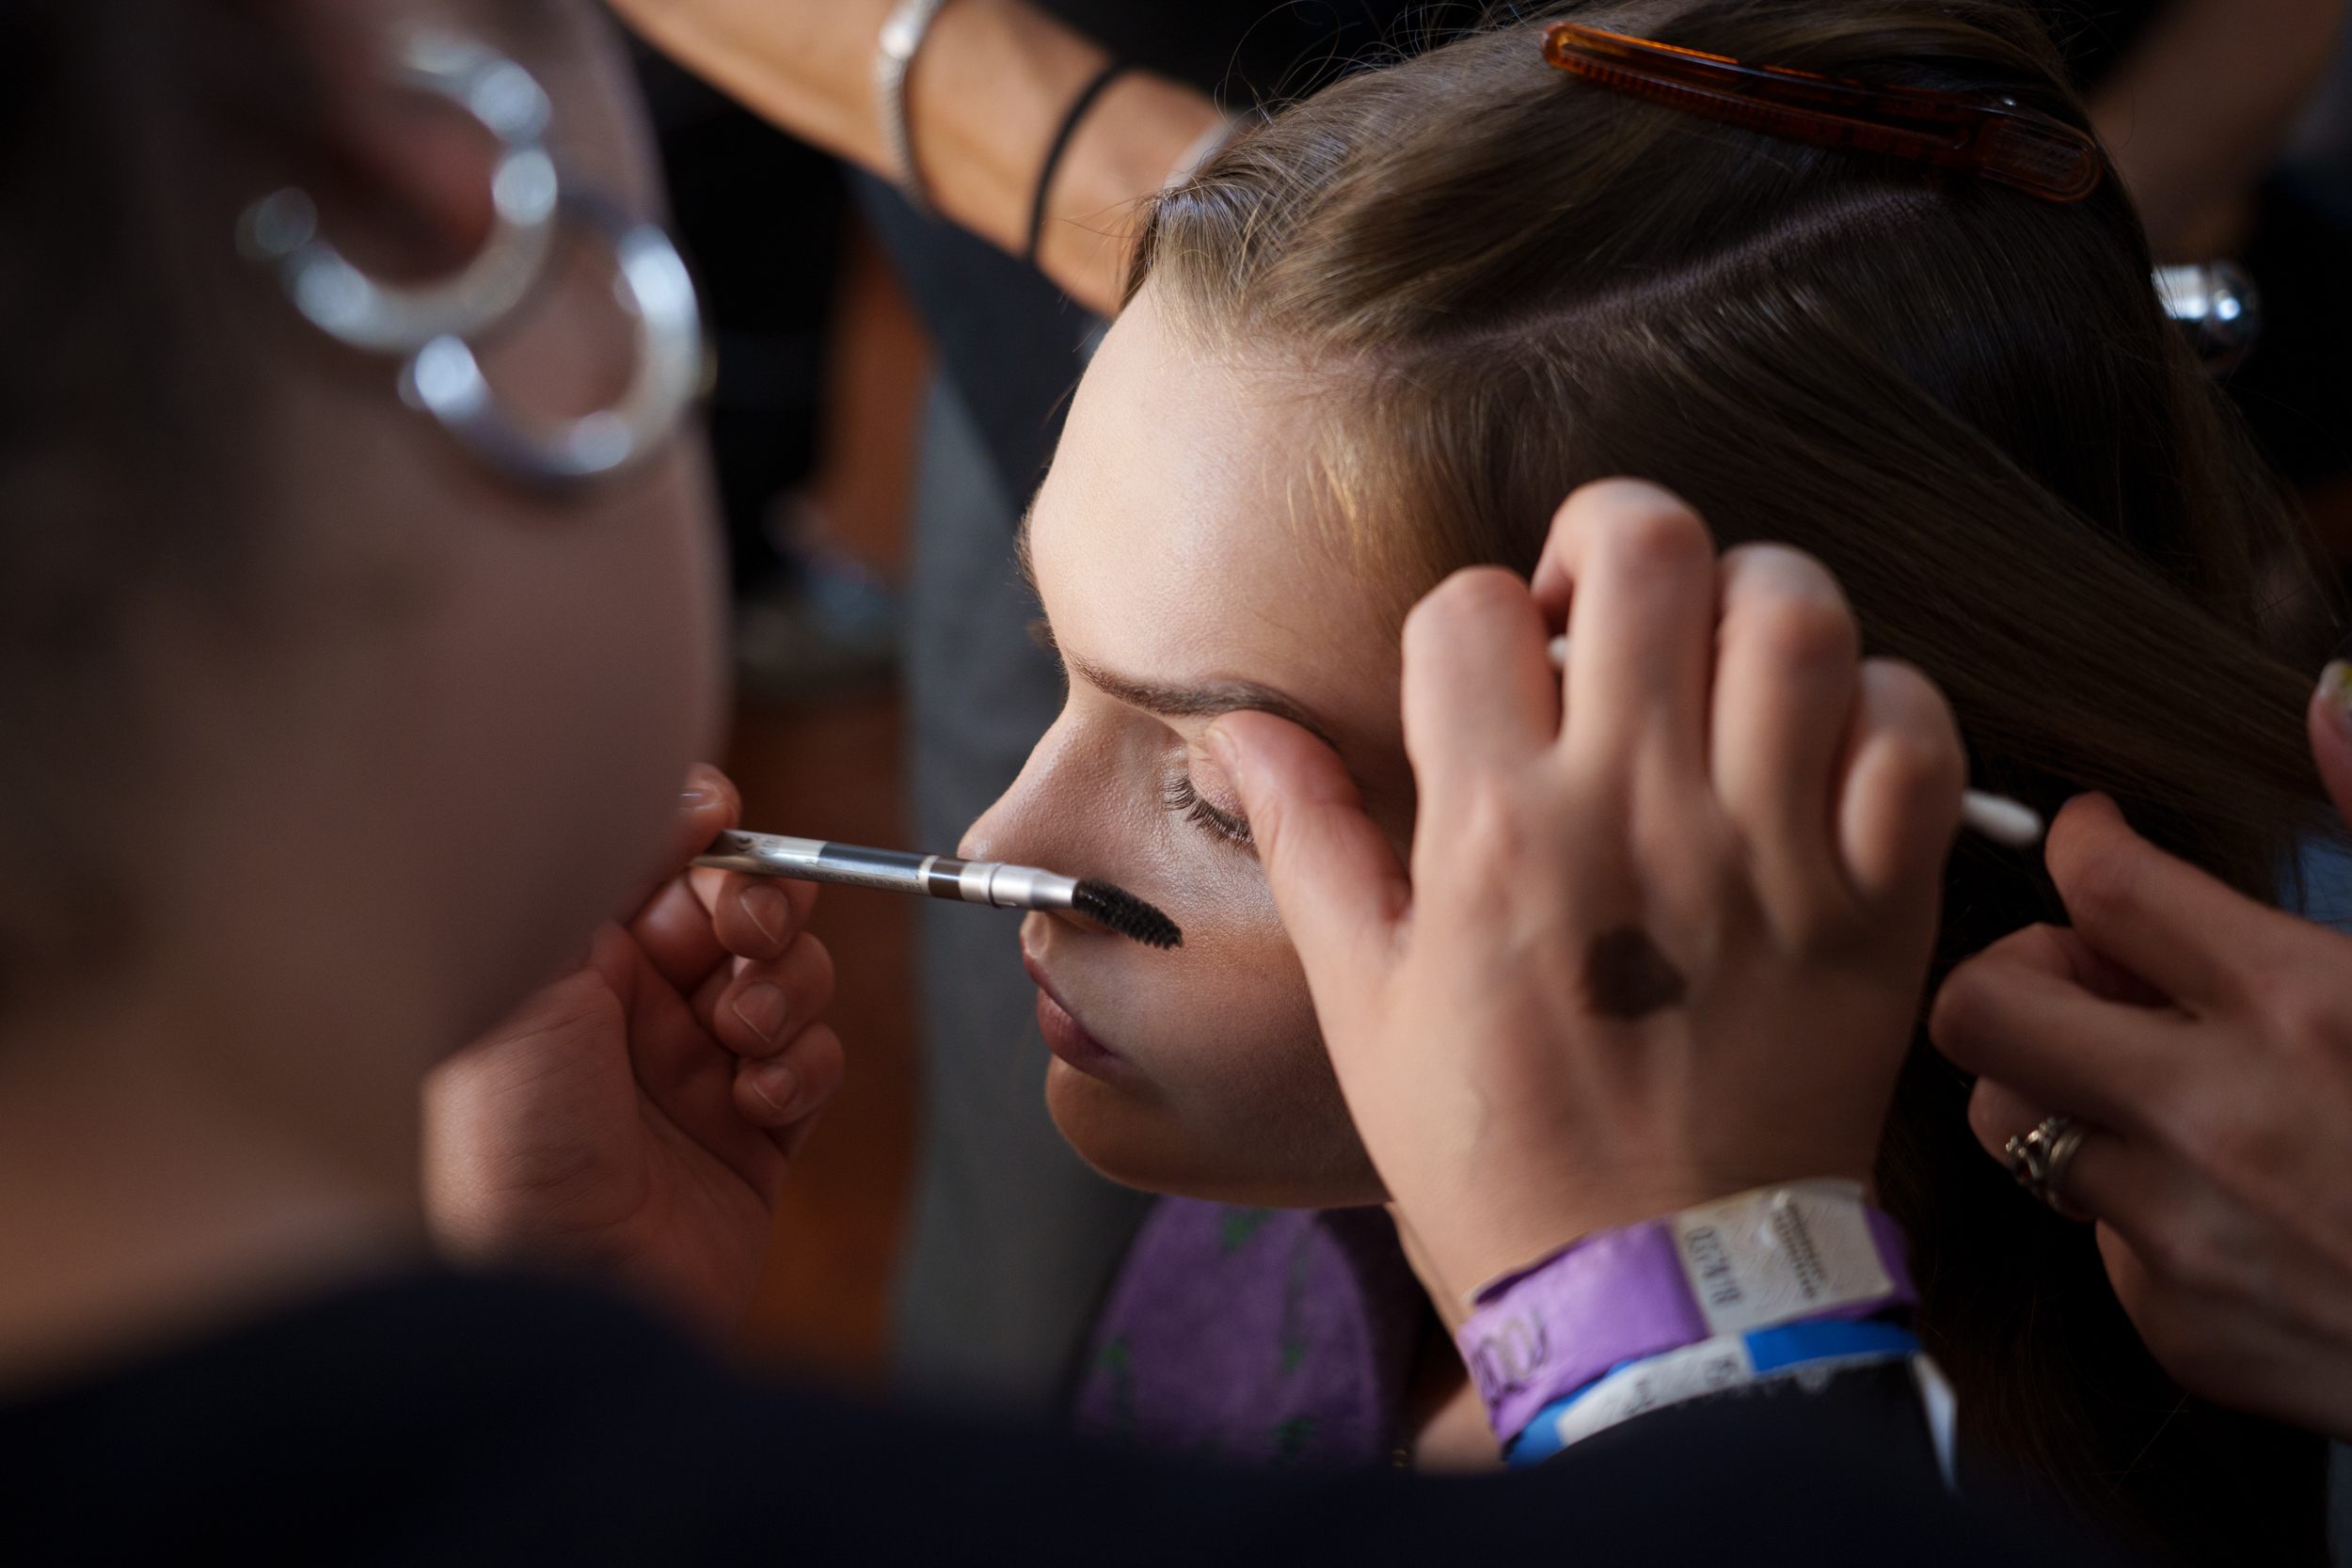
[1071,879,1183,949]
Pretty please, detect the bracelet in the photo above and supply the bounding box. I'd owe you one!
[1505,1319,1955,1480]
[1454,1179,1915,1447]
[874,0,954,217]
[1024,60,1129,266]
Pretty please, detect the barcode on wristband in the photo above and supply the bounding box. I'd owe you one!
[1668,1180,1891,1336]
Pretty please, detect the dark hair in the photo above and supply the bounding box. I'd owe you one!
[1135,1,2328,1553]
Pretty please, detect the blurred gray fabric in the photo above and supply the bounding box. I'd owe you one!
[891,374,1153,1410]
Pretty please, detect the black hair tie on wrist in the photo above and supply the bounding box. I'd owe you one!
[1025,61,1129,268]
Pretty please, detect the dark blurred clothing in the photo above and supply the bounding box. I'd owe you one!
[0,1270,2137,1566]
[637,45,844,596]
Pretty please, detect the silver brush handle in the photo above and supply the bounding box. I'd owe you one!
[691,830,1079,909]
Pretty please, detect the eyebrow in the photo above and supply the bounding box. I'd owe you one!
[1061,647,1341,753]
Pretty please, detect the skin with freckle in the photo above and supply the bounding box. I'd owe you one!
[963,290,1412,1208]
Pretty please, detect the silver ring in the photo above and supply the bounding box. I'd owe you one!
[241,31,559,353]
[2003,1114,2093,1220]
[397,195,705,483]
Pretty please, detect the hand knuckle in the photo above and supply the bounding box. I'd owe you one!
[1606,501,1712,576]
[2058,848,2138,934]
[1927,966,1997,1053]
[1742,590,1858,674]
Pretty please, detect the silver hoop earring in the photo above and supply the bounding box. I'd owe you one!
[239,32,558,353]
[398,196,704,483]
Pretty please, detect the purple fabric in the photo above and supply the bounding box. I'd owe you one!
[1069,1198,1424,1470]
[1865,1206,1917,1302]
[1455,1221,1707,1441]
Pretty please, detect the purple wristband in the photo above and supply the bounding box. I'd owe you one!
[1454,1180,1915,1444]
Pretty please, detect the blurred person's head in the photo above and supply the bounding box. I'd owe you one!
[966,0,2324,1541]
[0,0,719,1183]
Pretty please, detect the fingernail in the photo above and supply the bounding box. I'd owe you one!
[2320,661,2352,732]
[1204,722,1237,770]
[732,983,788,1044]
[680,763,723,806]
[748,1059,800,1117]
[740,883,788,944]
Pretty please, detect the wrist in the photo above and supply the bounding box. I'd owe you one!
[904,0,1110,250]
[1453,1180,1918,1457]
[1033,72,1223,310]
[1416,1156,1878,1307]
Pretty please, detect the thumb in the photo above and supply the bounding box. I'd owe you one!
[1207,711,1410,1023]
[2310,662,2352,827]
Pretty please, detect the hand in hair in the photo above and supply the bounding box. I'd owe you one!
[1207,479,1965,1301]
[422,766,843,1336]
[1933,677,2352,1441]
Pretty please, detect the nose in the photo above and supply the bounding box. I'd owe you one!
[958,706,1118,881]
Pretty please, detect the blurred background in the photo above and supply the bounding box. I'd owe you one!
[634,47,929,1384]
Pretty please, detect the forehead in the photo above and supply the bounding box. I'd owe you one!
[1028,293,1393,705]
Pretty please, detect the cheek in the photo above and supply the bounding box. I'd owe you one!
[1046,891,1384,1208]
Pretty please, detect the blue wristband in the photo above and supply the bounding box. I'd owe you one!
[1505,1317,1923,1468]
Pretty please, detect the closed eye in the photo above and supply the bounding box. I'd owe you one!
[1163,768,1255,848]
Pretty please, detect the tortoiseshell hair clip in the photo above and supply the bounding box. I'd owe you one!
[1542,22,2103,203]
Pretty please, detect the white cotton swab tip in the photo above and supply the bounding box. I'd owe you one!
[1542,632,2043,849]
[1958,790,2043,849]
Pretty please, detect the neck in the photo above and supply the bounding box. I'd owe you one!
[0,983,429,1393]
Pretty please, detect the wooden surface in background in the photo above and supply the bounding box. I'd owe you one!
[722,206,930,1385]
[724,694,916,1384]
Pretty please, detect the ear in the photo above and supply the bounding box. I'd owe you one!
[263,0,503,278]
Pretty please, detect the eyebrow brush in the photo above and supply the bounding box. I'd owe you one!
[1543,635,2043,848]
[692,830,1184,949]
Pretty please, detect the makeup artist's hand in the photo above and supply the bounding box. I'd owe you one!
[1209,480,1964,1301]
[423,764,843,1334]
[1930,667,2352,1439]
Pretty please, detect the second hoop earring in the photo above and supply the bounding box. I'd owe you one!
[398,196,704,483]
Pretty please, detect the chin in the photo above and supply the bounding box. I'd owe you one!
[1044,1059,1389,1208]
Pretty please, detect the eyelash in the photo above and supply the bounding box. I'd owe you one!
[1164,769,1255,847]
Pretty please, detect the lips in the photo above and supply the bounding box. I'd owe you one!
[1023,953,1130,1081]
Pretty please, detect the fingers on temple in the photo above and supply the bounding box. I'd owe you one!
[734,1022,845,1139]
[1828,657,1963,918]
[1708,545,1866,914]
[1209,710,1410,992]
[1535,480,1718,780]
[1399,567,1558,778]
[1931,925,2188,1132]
[2043,793,2277,1009]
[707,933,836,1060]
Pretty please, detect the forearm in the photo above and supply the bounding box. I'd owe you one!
[609,0,1221,312]
[2090,0,2347,258]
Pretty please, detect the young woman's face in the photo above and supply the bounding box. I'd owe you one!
[963,288,1418,1207]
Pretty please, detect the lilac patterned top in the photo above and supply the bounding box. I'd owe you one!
[1068,1197,1429,1469]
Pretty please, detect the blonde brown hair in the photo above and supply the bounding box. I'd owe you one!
[1135,1,2328,1554]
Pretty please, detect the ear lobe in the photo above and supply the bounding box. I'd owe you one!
[269,0,501,280]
